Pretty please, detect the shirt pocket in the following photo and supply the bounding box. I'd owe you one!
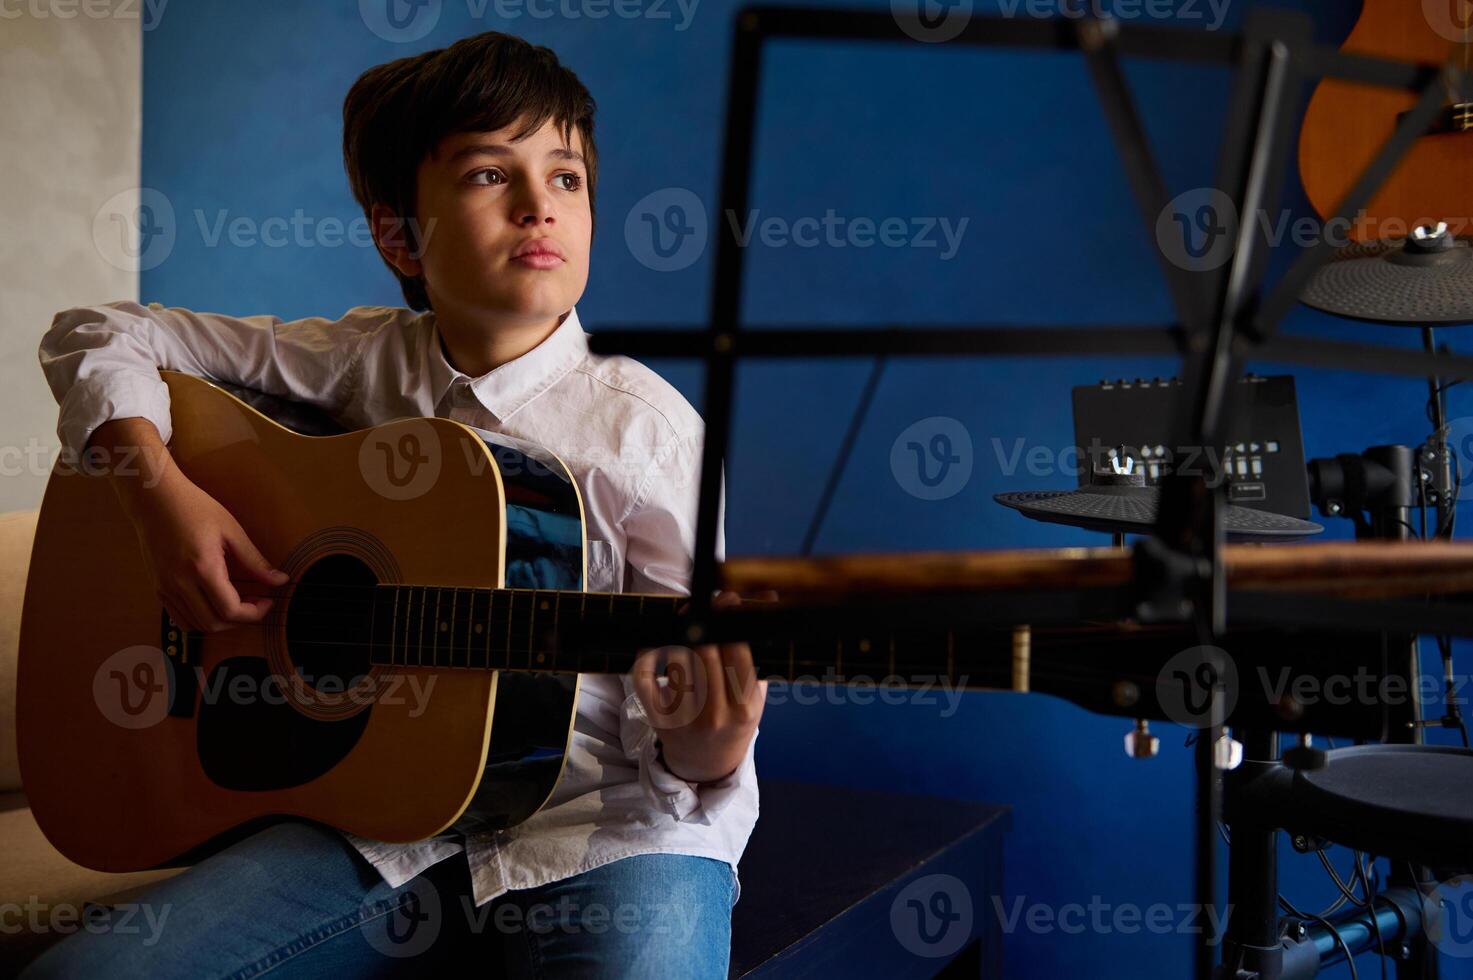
[584,538,621,592]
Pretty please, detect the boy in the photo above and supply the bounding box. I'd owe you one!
[25,30,764,979]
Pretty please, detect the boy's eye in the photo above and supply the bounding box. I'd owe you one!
[465,168,583,191]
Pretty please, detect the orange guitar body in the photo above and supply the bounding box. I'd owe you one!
[1299,0,1473,240]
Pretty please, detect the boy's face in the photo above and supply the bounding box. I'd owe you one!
[397,116,592,326]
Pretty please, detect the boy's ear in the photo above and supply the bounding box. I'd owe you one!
[370,203,424,278]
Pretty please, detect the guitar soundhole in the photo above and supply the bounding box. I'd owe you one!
[285,553,377,697]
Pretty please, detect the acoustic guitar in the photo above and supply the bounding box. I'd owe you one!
[16,371,1393,874]
[1299,0,1473,240]
[16,370,1023,874]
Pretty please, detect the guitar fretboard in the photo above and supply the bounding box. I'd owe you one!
[362,583,972,686]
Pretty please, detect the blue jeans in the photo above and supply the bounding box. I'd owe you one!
[20,818,736,979]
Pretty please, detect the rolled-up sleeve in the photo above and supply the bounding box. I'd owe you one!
[619,689,755,823]
[617,426,745,822]
[38,300,383,463]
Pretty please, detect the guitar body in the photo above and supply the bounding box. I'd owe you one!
[1299,0,1473,239]
[17,371,584,873]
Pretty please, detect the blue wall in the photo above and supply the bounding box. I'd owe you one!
[138,1,1470,976]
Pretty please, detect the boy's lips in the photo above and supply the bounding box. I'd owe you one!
[510,237,565,268]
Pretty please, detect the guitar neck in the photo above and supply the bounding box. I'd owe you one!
[361,583,975,686]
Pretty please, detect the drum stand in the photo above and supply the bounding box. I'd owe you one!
[1220,442,1470,979]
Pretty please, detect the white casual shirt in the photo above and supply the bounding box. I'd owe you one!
[38,301,759,907]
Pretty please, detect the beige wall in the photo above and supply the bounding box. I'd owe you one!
[0,13,140,512]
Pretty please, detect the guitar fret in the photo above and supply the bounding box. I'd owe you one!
[477,588,490,669]
[369,585,380,665]
[533,589,545,666]
[448,588,458,668]
[504,590,515,667]
[389,587,401,666]
[550,592,563,672]
[436,583,447,669]
[402,587,413,667]
[417,585,427,667]
[458,588,473,668]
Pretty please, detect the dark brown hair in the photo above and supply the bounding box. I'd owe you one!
[342,32,598,310]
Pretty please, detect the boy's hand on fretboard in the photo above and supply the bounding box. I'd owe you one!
[631,589,775,785]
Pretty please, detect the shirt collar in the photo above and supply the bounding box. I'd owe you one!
[427,307,588,420]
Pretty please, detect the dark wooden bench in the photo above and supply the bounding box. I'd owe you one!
[731,780,1010,978]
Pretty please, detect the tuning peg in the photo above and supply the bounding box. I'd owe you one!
[1124,719,1159,759]
[1214,732,1244,770]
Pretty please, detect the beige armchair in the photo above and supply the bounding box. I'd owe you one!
[0,509,187,974]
